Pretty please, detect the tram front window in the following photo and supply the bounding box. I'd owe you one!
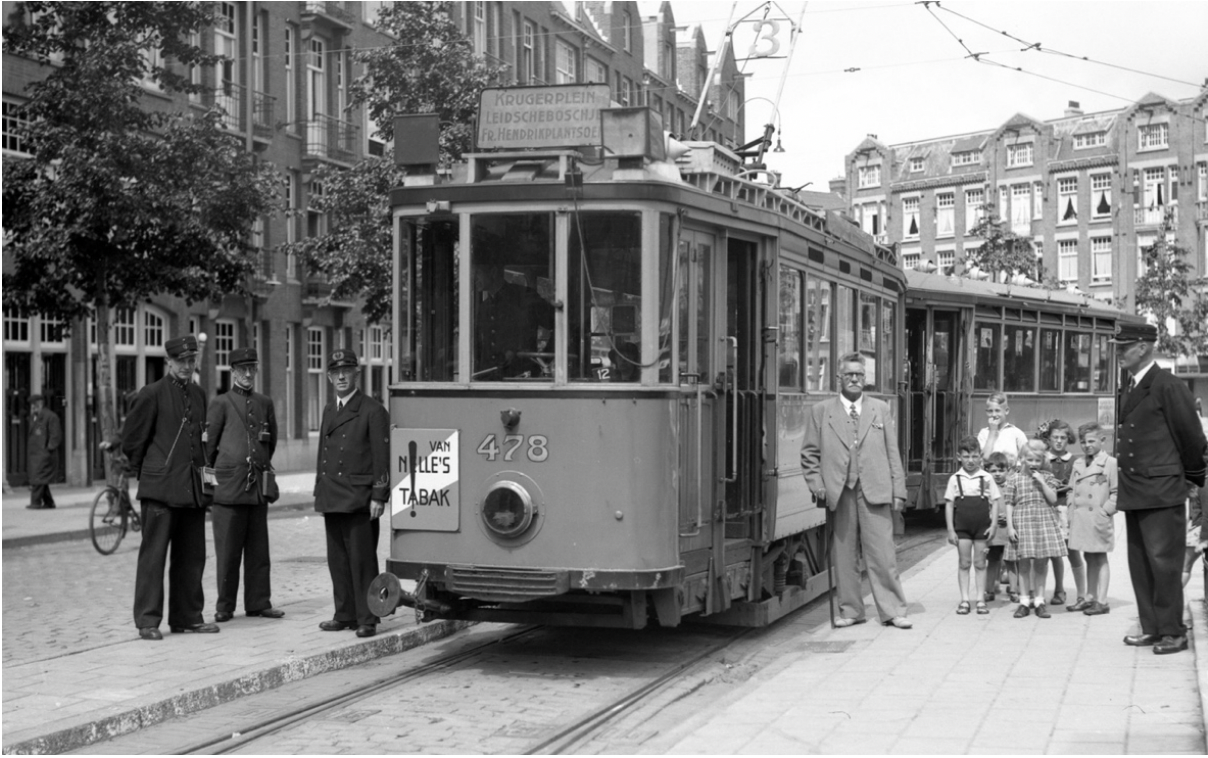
[568,212,643,382]
[471,214,555,381]
[399,219,458,382]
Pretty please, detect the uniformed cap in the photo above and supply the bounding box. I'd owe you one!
[228,347,258,367]
[165,334,200,359]
[29,394,44,404]
[328,348,359,370]
[1109,323,1158,344]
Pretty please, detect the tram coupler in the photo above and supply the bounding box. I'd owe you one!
[368,571,452,619]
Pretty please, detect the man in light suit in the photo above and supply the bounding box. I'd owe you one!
[1113,323,1206,655]
[314,348,390,638]
[801,352,912,629]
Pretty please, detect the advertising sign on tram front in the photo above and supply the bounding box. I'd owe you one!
[391,428,459,531]
[476,84,611,150]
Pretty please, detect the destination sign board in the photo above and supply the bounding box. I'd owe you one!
[477,84,610,150]
[391,428,459,532]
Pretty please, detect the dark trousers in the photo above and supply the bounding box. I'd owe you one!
[323,511,381,627]
[133,500,207,629]
[212,503,272,614]
[30,483,56,507]
[1124,506,1186,637]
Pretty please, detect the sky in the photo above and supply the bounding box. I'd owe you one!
[667,1,1207,190]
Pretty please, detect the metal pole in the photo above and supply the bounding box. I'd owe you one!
[826,503,836,628]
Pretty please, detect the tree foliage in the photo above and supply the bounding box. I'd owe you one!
[284,1,505,323]
[1134,209,1204,357]
[964,202,1038,284]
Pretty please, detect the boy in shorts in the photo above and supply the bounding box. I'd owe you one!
[946,436,1003,614]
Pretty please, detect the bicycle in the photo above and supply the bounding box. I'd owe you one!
[90,440,141,555]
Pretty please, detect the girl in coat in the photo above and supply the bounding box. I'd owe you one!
[1067,422,1118,616]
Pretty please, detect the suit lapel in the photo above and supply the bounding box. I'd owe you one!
[328,393,362,434]
[1123,368,1156,417]
[827,399,853,449]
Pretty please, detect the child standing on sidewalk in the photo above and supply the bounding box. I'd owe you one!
[945,436,1002,615]
[1006,439,1063,618]
[1067,422,1117,616]
[983,451,1018,603]
[1042,420,1087,609]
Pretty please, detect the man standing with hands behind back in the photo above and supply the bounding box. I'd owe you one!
[1112,323,1207,655]
[801,352,912,629]
[315,348,390,638]
[26,394,62,509]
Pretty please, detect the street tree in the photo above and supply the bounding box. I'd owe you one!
[284,1,505,323]
[964,203,1038,284]
[1134,209,1203,357]
[2,2,278,462]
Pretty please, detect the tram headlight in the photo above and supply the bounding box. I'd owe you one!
[481,481,536,538]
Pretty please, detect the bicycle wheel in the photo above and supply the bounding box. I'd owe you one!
[90,487,126,555]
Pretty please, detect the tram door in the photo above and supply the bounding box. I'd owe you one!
[904,307,962,508]
[722,238,763,538]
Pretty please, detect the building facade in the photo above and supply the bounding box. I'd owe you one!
[3,0,744,487]
[842,93,1208,394]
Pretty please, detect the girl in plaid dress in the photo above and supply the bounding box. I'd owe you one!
[1006,440,1064,618]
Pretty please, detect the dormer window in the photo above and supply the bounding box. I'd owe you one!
[857,164,881,189]
[1073,132,1106,149]
[952,151,979,167]
[909,156,924,172]
[1138,122,1168,150]
[1006,142,1033,168]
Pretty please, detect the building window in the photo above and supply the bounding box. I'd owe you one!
[1091,174,1112,218]
[902,251,920,270]
[1073,132,1106,149]
[1058,239,1078,282]
[144,310,164,348]
[1033,181,1044,219]
[284,26,297,131]
[903,196,919,238]
[307,181,326,238]
[585,57,606,84]
[909,156,924,173]
[471,1,487,56]
[307,326,325,432]
[661,40,673,79]
[952,151,979,167]
[1142,166,1167,210]
[1138,122,1168,150]
[1006,142,1033,168]
[857,164,881,189]
[522,21,536,84]
[858,203,881,237]
[1197,163,1207,202]
[555,39,578,84]
[214,319,236,391]
[4,310,30,344]
[965,188,984,233]
[937,249,955,273]
[936,192,955,238]
[621,9,632,52]
[1011,184,1031,233]
[1091,237,1112,282]
[2,99,30,155]
[1057,176,1078,224]
[114,308,136,347]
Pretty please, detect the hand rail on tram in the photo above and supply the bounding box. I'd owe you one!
[721,337,739,485]
[679,372,704,538]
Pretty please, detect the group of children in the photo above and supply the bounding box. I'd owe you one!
[945,392,1125,618]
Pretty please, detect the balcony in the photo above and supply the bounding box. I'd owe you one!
[1134,205,1176,227]
[304,114,359,166]
[213,81,276,142]
[302,1,354,33]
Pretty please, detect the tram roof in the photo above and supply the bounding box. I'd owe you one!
[906,269,1129,318]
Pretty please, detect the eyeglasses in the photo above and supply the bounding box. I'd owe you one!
[841,372,866,380]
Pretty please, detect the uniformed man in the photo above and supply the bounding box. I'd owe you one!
[1113,323,1207,655]
[314,348,390,638]
[205,347,283,623]
[472,260,554,379]
[122,334,219,640]
[26,394,62,509]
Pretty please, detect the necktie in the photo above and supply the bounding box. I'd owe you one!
[850,403,859,422]
[1127,377,1135,392]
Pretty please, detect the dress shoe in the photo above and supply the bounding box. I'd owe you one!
[1123,633,1159,646]
[248,608,285,619]
[139,627,163,641]
[319,619,355,631]
[1013,604,1031,618]
[1153,635,1188,655]
[1066,597,1091,612]
[1034,603,1051,619]
[883,617,913,629]
[25,504,46,510]
[170,622,220,634]
[1083,601,1111,616]
[355,625,376,638]
[833,617,867,628]
[214,611,234,622]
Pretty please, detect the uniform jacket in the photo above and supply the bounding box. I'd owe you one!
[801,395,906,509]
[205,385,278,505]
[1116,364,1207,510]
[121,376,208,507]
[1069,451,1118,515]
[314,390,390,514]
[27,407,62,485]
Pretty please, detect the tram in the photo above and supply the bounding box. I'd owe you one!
[369,85,905,629]
[901,270,1140,511]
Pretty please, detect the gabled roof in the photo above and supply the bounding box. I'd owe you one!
[994,112,1045,139]
[851,135,889,157]
[1124,91,1180,118]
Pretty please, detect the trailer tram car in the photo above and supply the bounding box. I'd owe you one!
[369,87,906,629]
[901,269,1141,511]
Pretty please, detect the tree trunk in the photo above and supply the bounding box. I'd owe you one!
[94,272,118,483]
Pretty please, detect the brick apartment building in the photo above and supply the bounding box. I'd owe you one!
[841,92,1208,395]
[2,1,744,488]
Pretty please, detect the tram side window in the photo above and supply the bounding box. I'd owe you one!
[881,298,896,393]
[975,323,1001,390]
[471,213,555,381]
[1040,328,1061,391]
[836,285,855,377]
[805,277,832,392]
[568,212,643,382]
[1003,325,1036,392]
[1064,331,1092,392]
[858,292,878,391]
[778,266,802,390]
[657,213,676,383]
[399,218,458,382]
[1093,334,1112,392]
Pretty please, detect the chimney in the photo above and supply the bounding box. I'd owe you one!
[1064,100,1083,117]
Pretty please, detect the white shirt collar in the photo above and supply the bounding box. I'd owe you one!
[840,394,864,415]
[1131,360,1156,385]
[337,388,359,409]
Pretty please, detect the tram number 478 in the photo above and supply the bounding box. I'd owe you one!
[476,433,549,463]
